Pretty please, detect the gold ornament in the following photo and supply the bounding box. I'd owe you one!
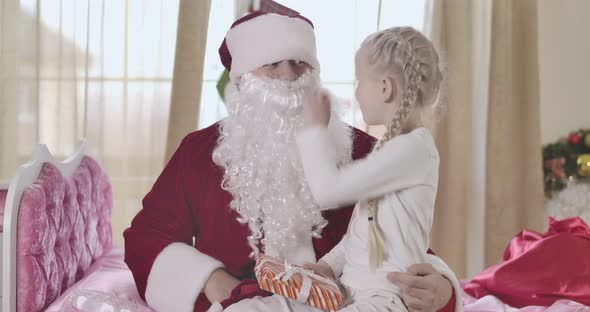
[577,154,590,177]
[585,134,590,147]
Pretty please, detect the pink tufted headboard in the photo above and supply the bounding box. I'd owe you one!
[1,141,113,312]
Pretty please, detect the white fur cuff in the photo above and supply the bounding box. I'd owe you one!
[145,243,224,312]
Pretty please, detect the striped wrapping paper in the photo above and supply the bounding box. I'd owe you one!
[255,254,344,312]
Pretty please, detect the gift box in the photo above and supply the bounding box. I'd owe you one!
[254,254,343,312]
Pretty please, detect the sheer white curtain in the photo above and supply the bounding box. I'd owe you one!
[0,0,180,245]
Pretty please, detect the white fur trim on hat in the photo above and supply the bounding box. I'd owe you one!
[225,13,320,82]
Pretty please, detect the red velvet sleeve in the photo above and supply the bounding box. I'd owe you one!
[439,289,457,312]
[123,134,197,299]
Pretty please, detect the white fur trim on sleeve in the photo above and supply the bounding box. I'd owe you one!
[145,242,224,312]
[206,301,224,312]
[225,13,320,81]
[425,254,464,312]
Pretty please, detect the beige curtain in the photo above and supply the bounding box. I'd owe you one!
[427,0,473,279]
[165,0,211,163]
[484,0,545,266]
[0,0,180,246]
[0,0,20,182]
[425,0,545,278]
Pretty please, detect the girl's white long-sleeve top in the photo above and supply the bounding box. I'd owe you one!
[296,126,459,298]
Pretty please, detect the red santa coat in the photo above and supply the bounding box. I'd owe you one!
[124,122,456,312]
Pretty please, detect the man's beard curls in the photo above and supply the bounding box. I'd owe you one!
[212,70,352,259]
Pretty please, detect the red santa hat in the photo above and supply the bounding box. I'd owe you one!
[219,12,320,82]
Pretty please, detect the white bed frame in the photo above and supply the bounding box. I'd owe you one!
[0,140,87,312]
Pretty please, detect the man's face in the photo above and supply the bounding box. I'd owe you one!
[252,60,312,81]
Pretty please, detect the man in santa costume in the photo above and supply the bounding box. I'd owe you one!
[124,11,460,312]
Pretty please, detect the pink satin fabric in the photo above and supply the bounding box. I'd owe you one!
[463,217,590,308]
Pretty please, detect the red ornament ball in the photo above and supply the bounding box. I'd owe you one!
[568,133,581,145]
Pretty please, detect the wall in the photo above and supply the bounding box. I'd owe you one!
[539,0,590,144]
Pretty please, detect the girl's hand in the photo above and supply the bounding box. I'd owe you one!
[303,88,331,127]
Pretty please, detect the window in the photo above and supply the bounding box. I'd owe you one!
[15,0,179,164]
[199,1,235,128]
[9,0,180,244]
[199,0,426,130]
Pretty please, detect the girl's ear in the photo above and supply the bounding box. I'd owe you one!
[382,76,398,104]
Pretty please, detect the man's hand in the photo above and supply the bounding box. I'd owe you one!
[303,260,336,280]
[204,268,241,304]
[388,263,452,312]
[303,88,331,127]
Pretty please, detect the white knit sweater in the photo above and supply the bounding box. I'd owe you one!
[297,126,462,311]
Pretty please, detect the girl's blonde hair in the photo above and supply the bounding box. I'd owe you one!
[360,26,443,271]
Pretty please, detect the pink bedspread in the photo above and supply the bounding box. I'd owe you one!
[45,248,152,312]
[462,289,590,312]
[40,245,590,312]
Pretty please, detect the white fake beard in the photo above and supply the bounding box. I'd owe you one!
[212,70,353,259]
